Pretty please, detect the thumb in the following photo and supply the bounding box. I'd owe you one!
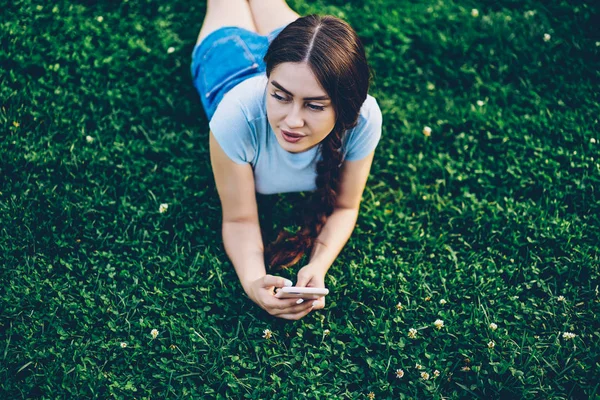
[262,275,293,289]
[295,271,311,288]
[312,296,326,310]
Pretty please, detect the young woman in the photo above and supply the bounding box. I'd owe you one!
[191,0,382,320]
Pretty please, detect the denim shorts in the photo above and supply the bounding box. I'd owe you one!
[191,25,286,120]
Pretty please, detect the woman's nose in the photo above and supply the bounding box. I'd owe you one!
[284,105,304,129]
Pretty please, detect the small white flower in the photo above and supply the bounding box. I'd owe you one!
[471,9,479,17]
[439,299,447,305]
[557,295,566,302]
[150,329,159,339]
[86,135,94,143]
[488,340,495,349]
[591,138,597,144]
[420,371,430,380]
[434,319,444,330]
[433,370,440,377]
[562,332,576,340]
[408,328,418,339]
[489,322,498,331]
[120,342,127,348]
[159,203,169,213]
[415,363,423,370]
[477,100,485,107]
[544,33,551,42]
[323,329,330,336]
[395,302,403,311]
[262,329,272,339]
[167,46,175,54]
[395,369,404,378]
[423,126,432,137]
[96,16,104,23]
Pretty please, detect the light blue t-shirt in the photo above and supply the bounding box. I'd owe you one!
[209,75,382,195]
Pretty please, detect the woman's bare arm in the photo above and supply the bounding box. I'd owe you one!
[209,132,266,292]
[293,150,376,310]
[308,150,376,274]
[209,131,314,319]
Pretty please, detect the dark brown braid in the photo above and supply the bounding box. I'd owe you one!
[262,15,370,270]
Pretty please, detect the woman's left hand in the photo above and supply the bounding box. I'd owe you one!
[295,264,327,311]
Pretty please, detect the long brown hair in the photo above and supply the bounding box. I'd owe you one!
[263,15,370,270]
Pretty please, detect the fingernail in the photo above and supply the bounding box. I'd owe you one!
[296,299,304,304]
[284,279,293,287]
[312,301,318,307]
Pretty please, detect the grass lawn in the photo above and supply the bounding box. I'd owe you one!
[1,0,599,398]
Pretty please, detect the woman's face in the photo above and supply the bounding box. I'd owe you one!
[266,62,336,153]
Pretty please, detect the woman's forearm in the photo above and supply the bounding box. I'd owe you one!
[222,221,267,294]
[309,207,359,275]
[222,207,358,290]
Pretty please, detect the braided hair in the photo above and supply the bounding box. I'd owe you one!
[263,15,370,270]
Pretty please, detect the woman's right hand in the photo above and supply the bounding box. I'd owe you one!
[246,275,315,320]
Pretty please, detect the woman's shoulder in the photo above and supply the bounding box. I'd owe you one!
[218,74,269,121]
[342,94,383,162]
[357,94,382,124]
[350,94,383,137]
[209,75,269,165]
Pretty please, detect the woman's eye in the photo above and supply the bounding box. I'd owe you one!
[271,92,288,102]
[307,104,325,111]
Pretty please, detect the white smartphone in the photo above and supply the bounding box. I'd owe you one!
[276,287,329,299]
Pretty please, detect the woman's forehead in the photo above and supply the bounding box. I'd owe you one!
[269,62,328,99]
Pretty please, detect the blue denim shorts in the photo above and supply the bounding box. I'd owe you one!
[191,25,286,120]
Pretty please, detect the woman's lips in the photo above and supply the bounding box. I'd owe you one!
[281,129,305,143]
[281,129,304,138]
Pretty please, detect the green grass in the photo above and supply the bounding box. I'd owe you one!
[1,0,599,398]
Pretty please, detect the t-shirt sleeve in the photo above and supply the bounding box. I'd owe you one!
[209,94,257,165]
[344,98,383,162]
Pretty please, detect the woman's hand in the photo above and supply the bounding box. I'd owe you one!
[294,264,327,311]
[246,275,314,320]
